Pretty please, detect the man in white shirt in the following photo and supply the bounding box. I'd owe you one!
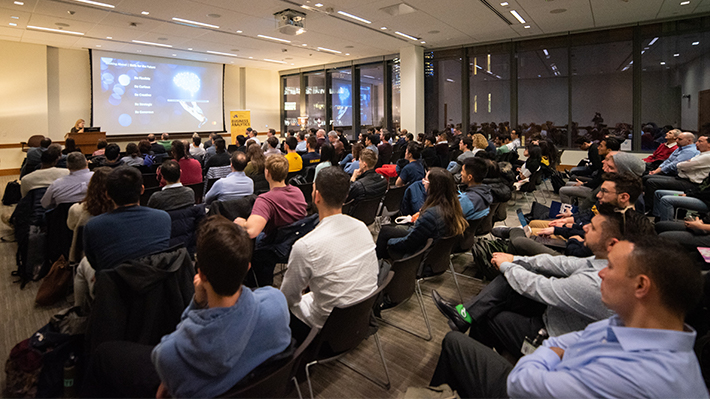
[507,130,521,152]
[280,165,379,342]
[20,144,69,197]
[189,134,206,159]
[247,129,260,146]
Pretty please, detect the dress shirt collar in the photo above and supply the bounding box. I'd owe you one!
[163,182,183,190]
[228,171,246,178]
[70,168,91,176]
[606,315,696,352]
[665,142,677,149]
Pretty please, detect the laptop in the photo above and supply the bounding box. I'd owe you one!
[516,208,567,249]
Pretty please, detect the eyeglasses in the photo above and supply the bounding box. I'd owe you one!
[599,188,617,195]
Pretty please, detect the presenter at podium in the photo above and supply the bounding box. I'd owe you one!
[66,119,85,139]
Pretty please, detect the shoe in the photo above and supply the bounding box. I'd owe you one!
[432,290,470,333]
[491,226,512,239]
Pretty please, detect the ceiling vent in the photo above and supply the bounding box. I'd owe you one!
[379,3,417,17]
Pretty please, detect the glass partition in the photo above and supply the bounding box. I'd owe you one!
[358,63,385,135]
[282,74,300,134]
[305,71,326,130]
[330,67,353,137]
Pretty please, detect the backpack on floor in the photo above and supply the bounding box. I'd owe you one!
[2,180,21,206]
[550,171,566,194]
[470,237,509,281]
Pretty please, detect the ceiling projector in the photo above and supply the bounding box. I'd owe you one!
[274,9,306,35]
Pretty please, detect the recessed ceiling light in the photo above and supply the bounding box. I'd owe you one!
[500,2,508,5]
[207,13,221,18]
[680,1,690,5]
[172,17,219,29]
[660,61,666,65]
[345,53,350,55]
[132,39,172,47]
[172,54,177,56]
[315,3,323,6]
[674,53,680,57]
[187,48,192,50]
[318,46,342,54]
[257,34,291,43]
[96,44,101,47]
[141,11,149,15]
[264,59,287,64]
[14,1,23,5]
[692,41,700,45]
[9,22,17,26]
[510,10,526,24]
[395,31,418,41]
[236,30,242,33]
[302,43,308,46]
[380,27,387,30]
[248,56,253,59]
[524,25,531,29]
[291,63,295,65]
[11,16,19,19]
[27,25,84,35]
[71,0,115,8]
[420,41,426,44]
[207,50,238,57]
[337,11,371,24]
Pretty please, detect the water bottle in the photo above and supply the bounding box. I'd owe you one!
[63,352,76,398]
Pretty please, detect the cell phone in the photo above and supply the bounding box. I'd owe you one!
[685,215,696,221]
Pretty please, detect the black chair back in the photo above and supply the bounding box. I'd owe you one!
[379,185,407,217]
[303,166,316,183]
[140,186,160,206]
[291,181,313,204]
[475,206,496,237]
[43,202,75,277]
[142,173,159,188]
[383,239,433,305]
[250,173,270,195]
[346,195,383,226]
[493,202,507,223]
[419,235,460,278]
[218,329,318,398]
[455,219,484,254]
[311,272,393,359]
[520,169,543,193]
[185,182,204,204]
[205,178,220,194]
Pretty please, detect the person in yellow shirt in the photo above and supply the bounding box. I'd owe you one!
[283,136,302,173]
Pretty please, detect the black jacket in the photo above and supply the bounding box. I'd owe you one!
[347,169,388,202]
[151,142,167,154]
[167,204,206,256]
[86,246,195,354]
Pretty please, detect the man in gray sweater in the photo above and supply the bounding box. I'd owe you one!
[433,203,655,359]
[147,160,195,211]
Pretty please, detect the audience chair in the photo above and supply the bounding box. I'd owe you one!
[185,182,204,204]
[377,239,434,341]
[139,186,160,207]
[291,181,313,204]
[343,195,384,226]
[218,328,319,399]
[377,186,407,218]
[518,169,545,206]
[250,173,270,195]
[43,202,76,278]
[417,235,464,302]
[24,134,44,150]
[142,173,159,188]
[207,195,258,220]
[286,170,304,184]
[304,271,394,399]
[303,166,316,183]
[204,165,232,192]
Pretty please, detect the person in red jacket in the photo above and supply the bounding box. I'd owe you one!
[643,129,680,168]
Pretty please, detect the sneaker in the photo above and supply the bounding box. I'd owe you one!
[432,290,470,333]
[491,226,512,239]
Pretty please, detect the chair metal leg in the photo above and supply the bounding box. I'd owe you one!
[374,332,392,389]
[292,376,303,399]
[448,260,464,303]
[378,283,432,341]
[337,333,392,390]
[305,361,316,399]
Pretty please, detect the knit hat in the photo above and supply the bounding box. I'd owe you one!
[612,152,644,177]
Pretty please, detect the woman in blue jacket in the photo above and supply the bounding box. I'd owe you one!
[375,167,468,259]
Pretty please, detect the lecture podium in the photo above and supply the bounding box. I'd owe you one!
[66,131,106,155]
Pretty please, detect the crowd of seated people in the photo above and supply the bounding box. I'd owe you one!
[10,122,710,398]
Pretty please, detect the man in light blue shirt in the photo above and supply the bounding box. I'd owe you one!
[648,131,699,176]
[430,236,707,399]
[204,152,254,205]
[41,152,93,209]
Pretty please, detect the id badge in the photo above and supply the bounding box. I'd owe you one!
[521,337,537,356]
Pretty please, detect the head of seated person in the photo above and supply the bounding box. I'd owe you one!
[602,151,644,177]
[284,136,298,152]
[40,137,52,149]
[147,133,156,143]
[267,136,279,150]
[161,160,181,185]
[597,172,642,209]
[236,135,246,147]
[214,138,226,153]
[107,166,143,207]
[40,145,62,168]
[231,151,248,173]
[459,136,473,153]
[584,203,655,259]
[104,143,121,162]
[314,166,350,214]
[85,167,115,216]
[306,136,317,152]
[421,167,468,237]
[67,152,88,172]
[171,140,188,160]
[359,148,377,172]
[96,139,108,151]
[461,157,487,187]
[264,154,289,184]
[600,236,702,330]
[139,139,152,156]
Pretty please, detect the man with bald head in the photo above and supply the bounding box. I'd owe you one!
[644,133,710,213]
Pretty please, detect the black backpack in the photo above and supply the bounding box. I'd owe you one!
[2,180,21,206]
[470,237,509,281]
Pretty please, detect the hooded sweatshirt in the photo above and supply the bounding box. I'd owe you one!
[459,184,494,221]
[151,286,292,398]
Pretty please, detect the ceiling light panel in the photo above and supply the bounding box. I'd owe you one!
[27,25,84,35]
[509,10,526,24]
[258,34,291,43]
[395,31,419,41]
[132,39,172,47]
[172,17,219,29]
[71,0,115,8]
[337,11,371,24]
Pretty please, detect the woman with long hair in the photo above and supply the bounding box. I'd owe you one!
[120,143,144,167]
[161,139,202,186]
[314,143,336,179]
[344,143,363,175]
[375,167,468,259]
[513,144,542,190]
[244,143,266,177]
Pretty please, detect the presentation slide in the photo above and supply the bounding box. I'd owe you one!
[91,50,224,135]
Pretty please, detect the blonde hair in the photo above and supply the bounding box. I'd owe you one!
[265,154,289,182]
[74,119,85,130]
[472,134,488,150]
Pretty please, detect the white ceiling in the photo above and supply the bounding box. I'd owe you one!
[0,0,707,71]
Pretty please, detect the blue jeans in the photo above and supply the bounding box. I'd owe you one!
[654,189,709,221]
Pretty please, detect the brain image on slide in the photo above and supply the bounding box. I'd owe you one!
[172,72,208,128]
